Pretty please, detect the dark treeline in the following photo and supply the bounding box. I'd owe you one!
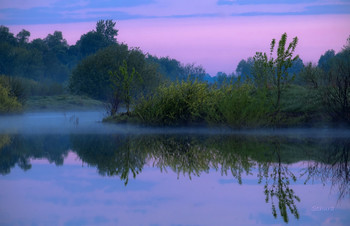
[0,20,206,113]
[0,134,349,222]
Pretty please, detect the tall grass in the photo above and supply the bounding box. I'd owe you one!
[132,80,275,127]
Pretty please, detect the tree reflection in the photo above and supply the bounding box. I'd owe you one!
[302,139,350,201]
[0,135,70,175]
[257,139,300,223]
[1,133,349,223]
[70,134,146,185]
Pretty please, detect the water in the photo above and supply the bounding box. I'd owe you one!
[0,111,349,225]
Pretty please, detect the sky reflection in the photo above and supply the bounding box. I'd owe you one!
[1,150,349,225]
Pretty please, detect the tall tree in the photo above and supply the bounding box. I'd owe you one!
[76,19,118,58]
[318,49,335,73]
[254,33,299,111]
[236,57,254,79]
[96,19,118,43]
[109,60,142,115]
[16,29,30,45]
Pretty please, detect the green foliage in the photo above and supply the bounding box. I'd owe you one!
[146,55,207,82]
[109,60,141,114]
[0,83,22,113]
[70,44,160,101]
[69,44,129,99]
[131,80,274,127]
[0,26,71,83]
[323,48,350,123]
[254,33,299,112]
[318,49,335,73]
[236,57,254,78]
[25,95,103,111]
[0,20,118,84]
[134,80,211,125]
[217,83,274,127]
[76,20,118,58]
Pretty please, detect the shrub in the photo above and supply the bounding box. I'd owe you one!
[134,80,211,125]
[0,83,22,113]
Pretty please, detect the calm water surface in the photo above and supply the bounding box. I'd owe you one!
[0,111,349,225]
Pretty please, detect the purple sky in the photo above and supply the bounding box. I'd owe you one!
[1,0,350,75]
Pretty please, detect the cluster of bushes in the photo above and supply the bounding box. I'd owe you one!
[129,80,273,127]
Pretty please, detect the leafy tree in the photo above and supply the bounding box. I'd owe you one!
[70,44,159,101]
[182,63,206,82]
[254,33,299,111]
[215,72,229,88]
[0,82,22,113]
[76,19,118,58]
[298,62,323,88]
[96,19,118,43]
[318,49,335,73]
[16,29,30,45]
[236,57,254,79]
[109,60,141,115]
[324,48,350,123]
[0,26,16,45]
[70,44,129,99]
[288,58,304,76]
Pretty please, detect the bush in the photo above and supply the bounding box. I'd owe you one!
[132,80,274,127]
[0,83,22,113]
[216,83,273,127]
[134,80,211,125]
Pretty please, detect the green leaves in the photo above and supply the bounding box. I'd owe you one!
[0,82,22,113]
[109,60,141,114]
[253,33,299,120]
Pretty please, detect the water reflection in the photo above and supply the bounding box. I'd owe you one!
[302,139,350,201]
[0,134,349,223]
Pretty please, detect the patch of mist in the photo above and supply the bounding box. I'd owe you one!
[0,111,349,138]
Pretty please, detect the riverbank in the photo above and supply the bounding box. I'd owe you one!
[24,95,104,112]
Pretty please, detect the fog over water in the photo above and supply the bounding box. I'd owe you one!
[0,110,349,138]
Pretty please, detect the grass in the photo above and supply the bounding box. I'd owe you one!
[103,80,339,128]
[25,94,104,111]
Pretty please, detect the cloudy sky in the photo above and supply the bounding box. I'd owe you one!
[1,0,350,75]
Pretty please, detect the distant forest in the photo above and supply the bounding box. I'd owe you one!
[0,20,206,86]
[0,20,349,127]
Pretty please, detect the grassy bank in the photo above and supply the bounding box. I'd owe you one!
[25,95,104,111]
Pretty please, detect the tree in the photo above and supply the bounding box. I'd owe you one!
[0,81,22,113]
[70,44,159,101]
[109,60,141,115]
[215,72,229,87]
[146,55,184,81]
[76,19,118,58]
[254,33,299,111]
[96,19,118,43]
[0,26,17,45]
[298,62,323,88]
[236,57,254,79]
[318,49,335,73]
[182,63,206,82]
[324,48,350,123]
[16,29,30,45]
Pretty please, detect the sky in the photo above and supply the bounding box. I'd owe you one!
[1,0,350,75]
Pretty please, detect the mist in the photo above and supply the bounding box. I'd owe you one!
[0,111,349,139]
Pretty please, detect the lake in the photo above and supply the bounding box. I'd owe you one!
[0,111,349,225]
